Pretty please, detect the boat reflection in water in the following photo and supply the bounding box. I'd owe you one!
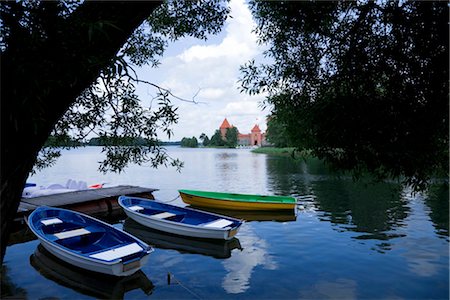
[123,219,242,259]
[30,245,154,299]
[188,206,297,223]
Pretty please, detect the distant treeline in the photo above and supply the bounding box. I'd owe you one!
[181,128,238,148]
[44,135,181,147]
[180,137,198,148]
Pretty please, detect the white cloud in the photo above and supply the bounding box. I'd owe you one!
[177,0,259,63]
[198,88,226,100]
[137,0,269,140]
[222,101,260,116]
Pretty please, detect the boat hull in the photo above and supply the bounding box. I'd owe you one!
[124,219,241,259]
[119,196,243,240]
[179,190,296,211]
[31,245,154,299]
[27,206,152,276]
[37,237,150,276]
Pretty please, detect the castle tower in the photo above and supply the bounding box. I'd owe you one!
[220,118,232,139]
[251,124,262,146]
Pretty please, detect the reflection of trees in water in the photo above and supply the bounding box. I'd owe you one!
[424,184,449,240]
[314,181,408,233]
[265,156,338,196]
[1,265,27,298]
[265,155,448,251]
[214,150,268,193]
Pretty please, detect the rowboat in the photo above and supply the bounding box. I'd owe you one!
[30,245,154,298]
[118,196,243,240]
[27,206,153,276]
[178,189,296,211]
[124,219,242,259]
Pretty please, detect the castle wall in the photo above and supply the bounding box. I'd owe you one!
[219,119,266,147]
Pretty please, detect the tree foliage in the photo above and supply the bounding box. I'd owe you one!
[29,0,230,174]
[208,127,238,148]
[209,130,226,147]
[199,133,210,146]
[181,136,199,148]
[0,0,229,263]
[225,126,238,148]
[265,116,291,148]
[241,1,448,190]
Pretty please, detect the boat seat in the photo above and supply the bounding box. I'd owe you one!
[202,219,234,228]
[41,217,63,226]
[151,212,176,219]
[128,205,144,212]
[89,242,143,261]
[53,228,91,239]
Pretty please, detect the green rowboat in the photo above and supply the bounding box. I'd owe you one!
[178,189,296,211]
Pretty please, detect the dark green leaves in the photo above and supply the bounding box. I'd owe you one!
[32,0,230,175]
[241,1,448,191]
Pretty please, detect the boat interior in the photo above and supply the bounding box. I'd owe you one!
[36,214,144,261]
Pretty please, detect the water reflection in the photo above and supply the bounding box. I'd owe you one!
[299,278,357,299]
[123,219,242,259]
[189,206,297,222]
[215,152,238,173]
[30,245,154,299]
[222,225,277,294]
[265,155,449,253]
[424,184,449,239]
[1,266,27,298]
[213,149,269,194]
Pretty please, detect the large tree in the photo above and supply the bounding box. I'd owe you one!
[1,0,229,264]
[241,1,448,190]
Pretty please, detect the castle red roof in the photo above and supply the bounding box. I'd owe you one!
[220,118,232,129]
[251,124,261,132]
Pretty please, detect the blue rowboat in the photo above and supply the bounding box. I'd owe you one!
[119,196,243,240]
[27,206,153,276]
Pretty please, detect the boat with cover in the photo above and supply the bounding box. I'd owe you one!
[27,206,153,276]
[178,189,296,211]
[118,196,243,240]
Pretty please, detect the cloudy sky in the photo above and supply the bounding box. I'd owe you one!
[135,0,270,141]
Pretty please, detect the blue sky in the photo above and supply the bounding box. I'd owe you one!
[135,0,269,141]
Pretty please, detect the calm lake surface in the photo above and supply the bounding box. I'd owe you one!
[2,147,449,299]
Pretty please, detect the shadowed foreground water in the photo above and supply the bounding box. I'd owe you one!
[2,147,448,299]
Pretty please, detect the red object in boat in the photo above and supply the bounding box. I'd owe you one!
[89,183,103,189]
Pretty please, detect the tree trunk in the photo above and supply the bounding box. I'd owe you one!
[1,1,162,264]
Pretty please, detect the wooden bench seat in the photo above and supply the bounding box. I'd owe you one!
[151,212,176,219]
[53,228,91,239]
[89,243,143,261]
[41,218,63,226]
[202,219,234,228]
[128,205,144,212]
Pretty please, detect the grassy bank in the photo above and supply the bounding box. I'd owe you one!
[251,147,296,156]
[251,147,316,159]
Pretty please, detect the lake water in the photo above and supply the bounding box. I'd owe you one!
[2,147,449,299]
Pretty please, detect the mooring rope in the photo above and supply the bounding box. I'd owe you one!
[166,271,203,299]
[159,194,181,203]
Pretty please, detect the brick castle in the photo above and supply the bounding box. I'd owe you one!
[219,118,267,147]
